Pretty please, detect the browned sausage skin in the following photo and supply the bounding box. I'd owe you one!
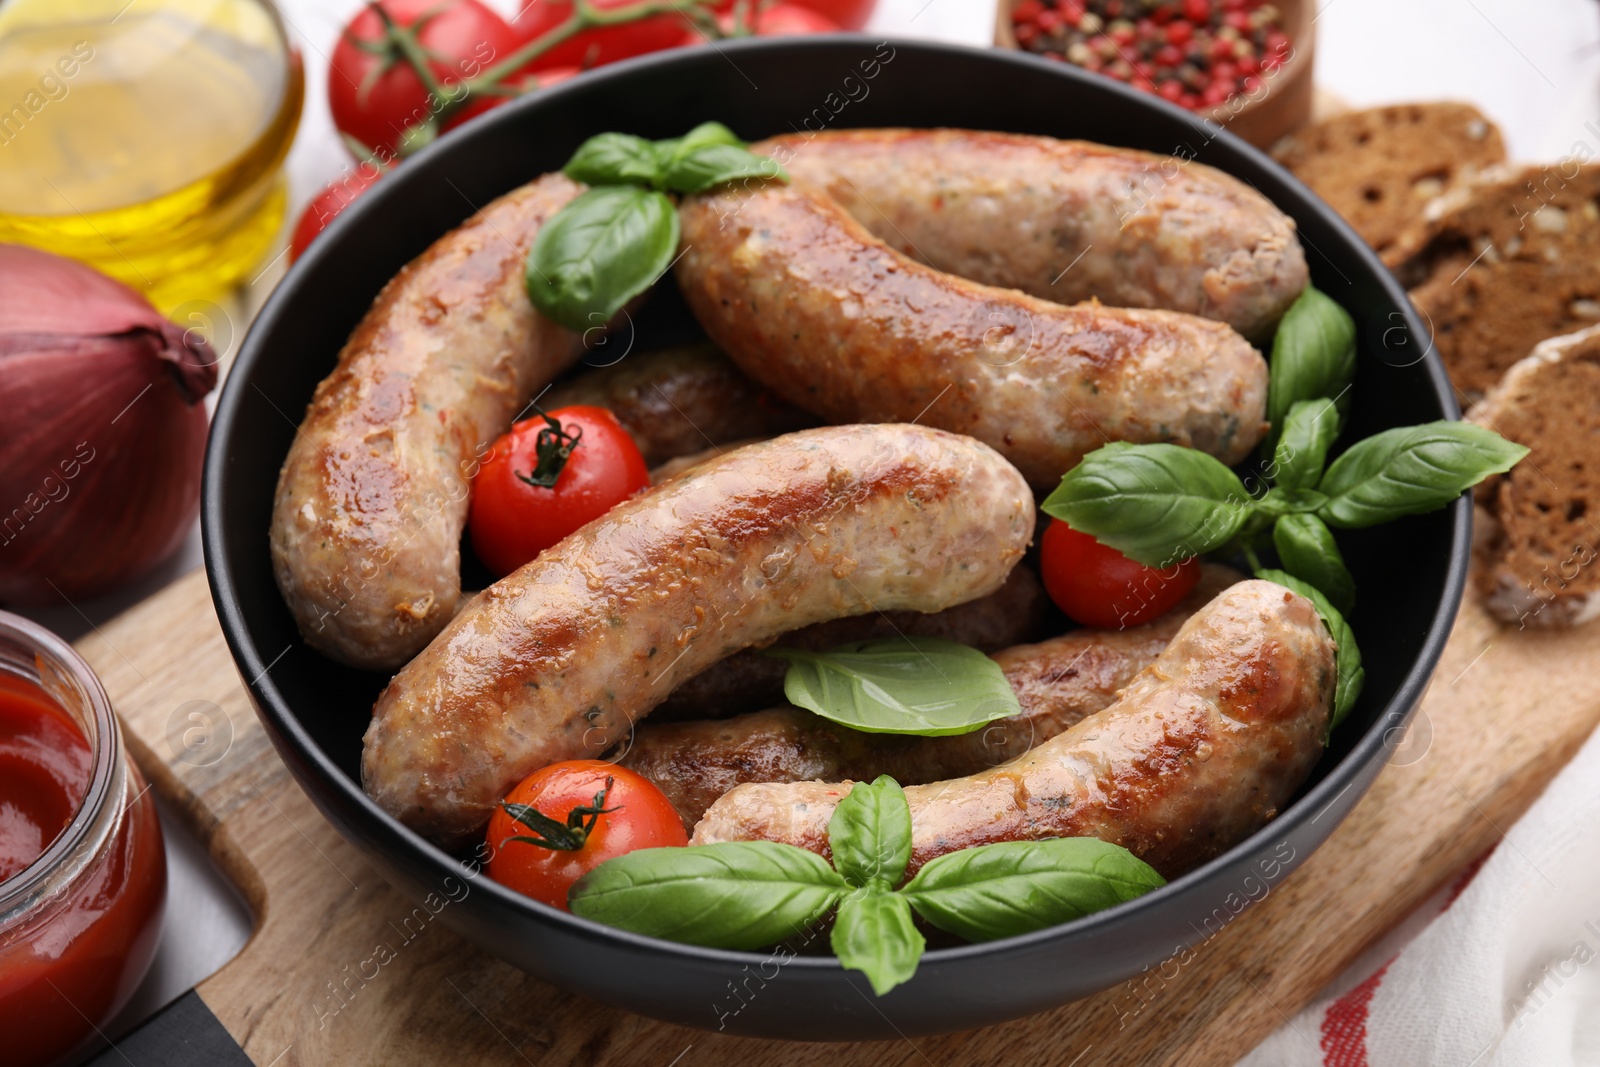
[543,343,815,466]
[626,564,1240,824]
[270,174,586,671]
[675,180,1268,488]
[361,423,1034,842]
[651,561,1049,722]
[648,437,773,485]
[757,129,1308,341]
[691,580,1335,880]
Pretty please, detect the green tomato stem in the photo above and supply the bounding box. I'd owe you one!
[466,0,721,96]
[391,0,722,143]
[503,778,617,851]
[515,407,584,489]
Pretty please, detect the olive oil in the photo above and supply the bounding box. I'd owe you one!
[0,0,302,308]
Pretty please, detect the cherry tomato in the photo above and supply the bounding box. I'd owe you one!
[329,0,524,157]
[487,760,687,910]
[679,2,838,43]
[289,165,383,263]
[511,0,700,72]
[1039,519,1200,629]
[469,405,650,576]
[787,0,876,28]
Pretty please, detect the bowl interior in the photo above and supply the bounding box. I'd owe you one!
[204,36,1465,1038]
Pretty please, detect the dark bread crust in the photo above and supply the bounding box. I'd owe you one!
[1387,162,1600,397]
[1270,102,1505,256]
[1470,325,1600,628]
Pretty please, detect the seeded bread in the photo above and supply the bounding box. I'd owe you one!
[1386,162,1600,398]
[1270,102,1505,256]
[1469,324,1600,628]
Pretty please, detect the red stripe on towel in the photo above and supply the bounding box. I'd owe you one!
[1320,960,1392,1067]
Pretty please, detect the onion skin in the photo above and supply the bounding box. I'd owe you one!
[0,245,217,605]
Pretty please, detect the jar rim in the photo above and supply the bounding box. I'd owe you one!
[0,609,124,925]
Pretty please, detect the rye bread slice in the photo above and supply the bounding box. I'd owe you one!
[1270,102,1505,256]
[1469,324,1600,628]
[1387,161,1600,398]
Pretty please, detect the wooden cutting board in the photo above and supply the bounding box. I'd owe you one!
[74,566,1600,1066]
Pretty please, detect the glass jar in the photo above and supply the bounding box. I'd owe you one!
[0,612,166,1067]
[0,0,304,310]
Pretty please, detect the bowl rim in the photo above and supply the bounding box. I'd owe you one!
[204,33,1470,975]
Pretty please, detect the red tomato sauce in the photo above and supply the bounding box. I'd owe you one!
[0,673,166,1067]
[0,674,93,880]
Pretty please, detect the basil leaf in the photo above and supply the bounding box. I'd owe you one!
[1273,398,1341,492]
[1265,286,1356,452]
[1040,442,1256,567]
[899,838,1165,943]
[525,186,679,332]
[1316,421,1528,529]
[562,132,664,187]
[828,776,913,891]
[830,888,925,996]
[662,143,788,194]
[1272,513,1356,615]
[653,120,744,171]
[1256,488,1328,518]
[1254,568,1364,733]
[769,636,1021,736]
[567,842,846,950]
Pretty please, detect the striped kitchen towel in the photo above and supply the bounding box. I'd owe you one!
[1240,721,1600,1066]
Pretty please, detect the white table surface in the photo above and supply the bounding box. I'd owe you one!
[19,0,1600,1046]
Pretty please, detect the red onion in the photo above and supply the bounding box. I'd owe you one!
[0,244,217,605]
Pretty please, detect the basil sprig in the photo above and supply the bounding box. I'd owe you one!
[1042,283,1529,734]
[825,777,922,994]
[829,772,913,888]
[568,775,1163,996]
[1044,425,1514,727]
[526,186,680,335]
[767,636,1022,736]
[562,840,846,950]
[899,838,1166,943]
[1273,398,1341,493]
[1317,422,1525,528]
[526,122,787,331]
[832,887,924,996]
[1272,513,1355,615]
[1263,285,1357,452]
[1038,442,1253,565]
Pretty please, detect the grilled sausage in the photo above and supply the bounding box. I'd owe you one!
[648,437,773,485]
[758,129,1308,341]
[270,174,586,672]
[361,423,1035,841]
[691,580,1335,880]
[675,181,1269,488]
[651,561,1049,722]
[543,343,814,466]
[626,565,1240,823]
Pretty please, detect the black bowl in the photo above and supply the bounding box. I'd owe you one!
[203,36,1467,1040]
